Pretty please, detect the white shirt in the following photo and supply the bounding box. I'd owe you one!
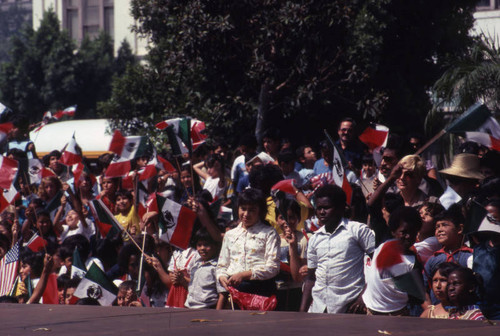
[59,218,96,242]
[307,218,375,313]
[203,176,225,200]
[363,241,416,313]
[216,222,280,281]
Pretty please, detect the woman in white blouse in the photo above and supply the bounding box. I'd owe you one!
[216,188,280,298]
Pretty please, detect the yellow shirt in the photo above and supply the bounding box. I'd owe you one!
[115,205,140,238]
[265,197,309,234]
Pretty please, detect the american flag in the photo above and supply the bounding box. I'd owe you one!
[0,242,19,296]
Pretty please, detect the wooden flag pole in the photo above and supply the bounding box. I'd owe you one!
[415,129,447,156]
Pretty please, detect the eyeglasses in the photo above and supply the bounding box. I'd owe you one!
[340,128,353,132]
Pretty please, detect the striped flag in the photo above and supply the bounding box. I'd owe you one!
[156,117,191,155]
[0,156,18,190]
[465,132,500,152]
[0,122,14,143]
[53,105,76,120]
[157,196,197,249]
[89,199,123,238]
[447,103,500,138]
[0,242,20,296]
[25,232,48,252]
[71,247,87,279]
[0,183,20,214]
[359,124,389,150]
[72,263,118,306]
[60,133,82,166]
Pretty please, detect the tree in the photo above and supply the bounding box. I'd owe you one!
[100,0,477,145]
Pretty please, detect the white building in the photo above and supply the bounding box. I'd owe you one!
[474,1,500,39]
[32,0,148,57]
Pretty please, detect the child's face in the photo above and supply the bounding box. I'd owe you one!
[44,181,57,200]
[419,206,435,237]
[435,219,462,248]
[128,255,139,280]
[116,196,132,213]
[63,256,73,270]
[315,197,341,227]
[432,270,448,304]
[64,287,75,305]
[279,161,294,176]
[486,204,500,222]
[447,271,471,306]
[392,221,418,252]
[116,288,135,307]
[362,162,375,177]
[302,147,316,164]
[20,262,31,281]
[196,240,217,261]
[101,178,116,195]
[277,209,300,232]
[239,204,260,228]
[37,215,52,235]
[180,170,192,188]
[65,210,79,229]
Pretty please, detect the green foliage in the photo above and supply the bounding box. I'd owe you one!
[100,0,476,146]
[0,10,129,123]
[434,34,500,113]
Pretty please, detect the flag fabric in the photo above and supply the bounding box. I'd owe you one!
[53,105,76,120]
[0,122,13,143]
[60,133,82,166]
[271,179,296,196]
[0,102,11,118]
[0,242,20,296]
[446,103,500,138]
[359,124,389,150]
[227,286,277,311]
[374,240,426,302]
[156,118,191,155]
[89,199,123,238]
[25,233,48,252]
[72,263,118,306]
[108,130,149,160]
[191,120,207,150]
[157,155,176,173]
[42,273,59,304]
[105,155,132,178]
[157,196,197,249]
[331,143,353,205]
[0,155,18,190]
[465,132,500,152]
[71,247,87,279]
[0,183,20,214]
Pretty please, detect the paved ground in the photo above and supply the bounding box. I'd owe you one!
[0,304,498,336]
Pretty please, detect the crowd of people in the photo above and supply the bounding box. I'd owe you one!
[0,115,500,322]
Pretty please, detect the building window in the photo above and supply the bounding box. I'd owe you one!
[477,0,499,10]
[63,0,114,42]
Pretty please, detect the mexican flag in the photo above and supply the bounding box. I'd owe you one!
[156,117,191,155]
[157,195,197,249]
[72,263,118,306]
[89,199,123,238]
[0,122,13,143]
[0,156,18,190]
[0,183,19,214]
[446,103,500,138]
[332,142,352,205]
[53,105,76,120]
[465,132,500,152]
[60,133,82,166]
[108,130,149,160]
[71,247,87,279]
[375,240,426,302]
[359,124,389,150]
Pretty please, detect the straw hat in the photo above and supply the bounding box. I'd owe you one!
[476,214,500,235]
[439,153,484,180]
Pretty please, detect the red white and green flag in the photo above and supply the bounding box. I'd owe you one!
[156,117,191,155]
[72,263,118,306]
[0,183,20,214]
[0,122,14,143]
[375,240,426,302]
[106,130,149,177]
[359,124,389,150]
[53,105,76,120]
[447,103,500,138]
[157,195,197,249]
[465,132,500,152]
[0,156,18,190]
[60,133,82,166]
[89,199,123,238]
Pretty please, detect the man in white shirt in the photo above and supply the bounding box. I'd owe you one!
[300,185,375,314]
